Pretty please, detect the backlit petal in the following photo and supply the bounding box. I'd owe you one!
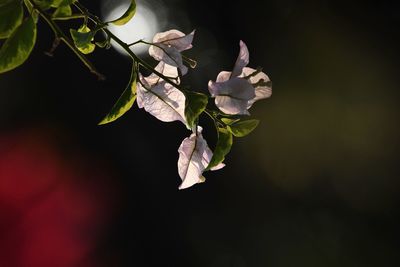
[216,71,231,83]
[232,40,250,77]
[215,95,251,115]
[136,82,186,124]
[154,29,195,51]
[242,67,272,108]
[148,44,188,75]
[178,127,207,189]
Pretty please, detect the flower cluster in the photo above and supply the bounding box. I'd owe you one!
[132,30,272,189]
[0,0,272,190]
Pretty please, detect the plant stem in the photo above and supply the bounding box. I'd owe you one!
[52,14,86,21]
[25,0,105,80]
[73,2,188,93]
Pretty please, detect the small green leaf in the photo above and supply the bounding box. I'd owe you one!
[33,0,54,10]
[99,66,137,125]
[0,0,23,39]
[110,0,136,25]
[228,119,260,137]
[53,4,72,18]
[206,127,233,171]
[70,25,95,54]
[51,0,75,8]
[0,16,37,74]
[50,0,63,7]
[95,38,111,49]
[221,118,240,125]
[184,91,208,129]
[23,0,39,23]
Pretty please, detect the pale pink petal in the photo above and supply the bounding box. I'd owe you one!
[159,30,195,52]
[225,78,256,100]
[159,62,180,80]
[210,163,225,171]
[209,78,255,115]
[215,95,250,115]
[148,44,188,75]
[178,127,208,190]
[231,40,250,77]
[208,80,231,97]
[252,85,272,105]
[136,82,187,124]
[208,77,254,99]
[178,134,202,190]
[216,71,232,83]
[242,67,272,108]
[177,126,225,189]
[153,30,183,42]
[143,62,180,86]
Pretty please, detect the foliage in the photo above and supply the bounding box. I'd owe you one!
[0,0,272,190]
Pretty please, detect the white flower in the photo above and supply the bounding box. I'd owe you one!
[137,62,187,125]
[208,40,272,115]
[149,29,195,75]
[177,127,225,190]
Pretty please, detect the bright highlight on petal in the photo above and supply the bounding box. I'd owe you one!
[103,1,160,55]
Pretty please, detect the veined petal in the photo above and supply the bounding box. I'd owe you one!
[209,78,255,99]
[215,95,250,115]
[177,127,220,190]
[178,128,207,189]
[153,29,184,43]
[225,78,255,100]
[216,71,232,83]
[148,44,188,75]
[153,29,195,51]
[232,40,250,77]
[156,62,179,80]
[209,78,255,115]
[242,67,272,108]
[208,80,230,97]
[144,62,180,86]
[136,81,187,124]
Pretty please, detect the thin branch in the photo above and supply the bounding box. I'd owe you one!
[25,0,105,80]
[52,14,86,21]
[74,2,189,94]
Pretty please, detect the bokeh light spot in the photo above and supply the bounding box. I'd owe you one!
[102,0,160,55]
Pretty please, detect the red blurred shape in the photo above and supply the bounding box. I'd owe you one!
[0,129,113,267]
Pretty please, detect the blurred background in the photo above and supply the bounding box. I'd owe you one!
[1,0,400,266]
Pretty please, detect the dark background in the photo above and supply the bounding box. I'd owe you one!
[1,0,400,266]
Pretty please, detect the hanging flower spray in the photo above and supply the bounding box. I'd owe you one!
[0,0,272,189]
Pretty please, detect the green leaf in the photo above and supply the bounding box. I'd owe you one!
[33,0,54,10]
[110,0,136,25]
[70,25,95,54]
[206,127,233,171]
[95,38,111,49]
[228,119,260,137]
[50,0,63,6]
[23,0,39,23]
[51,0,75,7]
[0,0,23,39]
[184,91,208,129]
[221,118,240,125]
[53,4,72,18]
[99,66,137,125]
[0,16,37,74]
